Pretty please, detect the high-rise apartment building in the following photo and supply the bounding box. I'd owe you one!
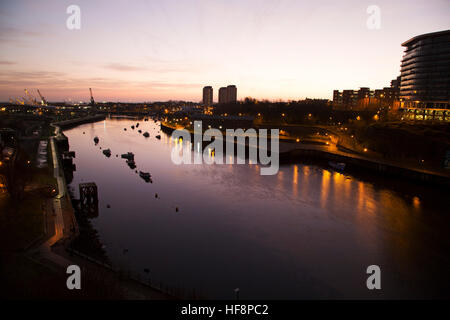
[399,30,450,110]
[217,85,237,104]
[202,86,213,106]
[226,85,237,103]
[218,87,228,104]
[399,30,450,120]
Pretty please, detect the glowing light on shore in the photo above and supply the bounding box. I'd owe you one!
[413,196,421,209]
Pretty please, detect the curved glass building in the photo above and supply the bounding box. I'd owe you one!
[399,30,450,120]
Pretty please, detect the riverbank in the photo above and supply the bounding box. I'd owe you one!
[160,122,450,186]
[52,114,106,130]
[1,115,176,299]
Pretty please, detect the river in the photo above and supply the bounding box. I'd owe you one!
[64,117,450,299]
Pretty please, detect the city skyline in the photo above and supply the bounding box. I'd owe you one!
[0,0,449,102]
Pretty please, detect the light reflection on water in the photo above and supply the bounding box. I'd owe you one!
[65,118,450,299]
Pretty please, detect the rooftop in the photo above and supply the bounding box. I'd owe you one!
[402,29,450,47]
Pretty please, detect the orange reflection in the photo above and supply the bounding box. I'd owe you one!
[292,165,298,197]
[320,170,331,208]
[413,196,420,209]
[357,181,365,212]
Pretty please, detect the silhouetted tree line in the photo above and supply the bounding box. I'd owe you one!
[358,122,450,165]
[213,98,378,125]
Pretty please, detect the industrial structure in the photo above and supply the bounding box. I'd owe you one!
[37,89,48,106]
[89,88,95,106]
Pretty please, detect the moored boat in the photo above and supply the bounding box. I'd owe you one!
[328,161,346,171]
[121,152,134,160]
[126,159,136,168]
[139,171,151,179]
[103,148,111,157]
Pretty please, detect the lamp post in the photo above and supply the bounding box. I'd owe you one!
[234,288,240,300]
[144,268,150,285]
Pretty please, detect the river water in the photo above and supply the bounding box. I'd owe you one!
[65,117,450,299]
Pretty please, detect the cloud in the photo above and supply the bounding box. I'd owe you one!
[102,61,197,73]
[0,69,203,101]
[0,26,49,47]
[103,63,148,72]
[0,27,43,38]
[0,60,16,65]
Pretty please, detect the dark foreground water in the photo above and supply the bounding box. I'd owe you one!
[65,117,450,299]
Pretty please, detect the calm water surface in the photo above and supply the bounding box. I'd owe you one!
[65,117,450,299]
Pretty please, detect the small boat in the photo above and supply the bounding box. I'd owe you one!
[155,135,161,139]
[143,132,149,138]
[126,159,136,168]
[121,152,134,160]
[103,148,111,157]
[328,161,346,171]
[93,136,99,144]
[139,171,151,179]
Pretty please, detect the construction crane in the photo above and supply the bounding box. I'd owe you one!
[24,89,38,105]
[15,97,25,105]
[37,89,48,106]
[89,88,95,105]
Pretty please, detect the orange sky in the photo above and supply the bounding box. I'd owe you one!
[0,0,449,103]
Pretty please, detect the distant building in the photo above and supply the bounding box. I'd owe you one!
[227,85,237,103]
[218,85,238,104]
[333,90,343,105]
[391,76,401,90]
[333,80,400,111]
[218,87,228,104]
[399,30,450,120]
[202,86,213,106]
[342,90,358,109]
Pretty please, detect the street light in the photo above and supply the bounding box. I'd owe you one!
[234,288,240,300]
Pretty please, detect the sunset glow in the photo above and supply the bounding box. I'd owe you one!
[0,0,449,102]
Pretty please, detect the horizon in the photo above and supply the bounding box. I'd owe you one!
[0,0,449,102]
